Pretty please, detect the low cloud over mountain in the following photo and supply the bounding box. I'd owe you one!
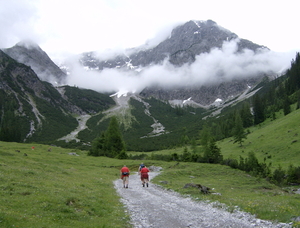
[3,20,296,105]
[66,38,294,95]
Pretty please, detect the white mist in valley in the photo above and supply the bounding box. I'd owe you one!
[65,39,296,94]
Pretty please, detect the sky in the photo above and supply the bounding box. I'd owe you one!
[1,0,299,96]
[1,0,299,58]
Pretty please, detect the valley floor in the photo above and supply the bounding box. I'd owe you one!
[114,171,291,228]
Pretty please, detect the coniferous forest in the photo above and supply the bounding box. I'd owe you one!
[125,52,300,186]
[1,46,300,186]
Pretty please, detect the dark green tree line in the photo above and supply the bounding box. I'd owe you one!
[0,98,21,142]
[88,116,127,159]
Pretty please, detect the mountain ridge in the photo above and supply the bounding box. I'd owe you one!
[1,19,294,151]
[77,19,272,106]
[3,41,67,85]
[80,20,268,70]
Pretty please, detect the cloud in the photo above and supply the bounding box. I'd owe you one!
[188,39,291,84]
[2,0,299,60]
[65,39,296,95]
[0,0,40,48]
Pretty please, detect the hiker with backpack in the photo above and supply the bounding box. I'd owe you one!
[138,163,144,175]
[120,165,130,188]
[140,165,150,187]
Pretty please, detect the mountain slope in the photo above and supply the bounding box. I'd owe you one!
[81,20,267,70]
[3,41,67,84]
[78,20,271,106]
[0,50,115,143]
[0,19,295,151]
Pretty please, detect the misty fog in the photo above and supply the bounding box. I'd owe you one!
[65,39,295,94]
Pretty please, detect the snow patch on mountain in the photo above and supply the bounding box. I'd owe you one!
[110,90,130,98]
[193,20,203,28]
[183,97,192,104]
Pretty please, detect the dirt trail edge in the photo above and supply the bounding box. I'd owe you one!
[114,171,291,228]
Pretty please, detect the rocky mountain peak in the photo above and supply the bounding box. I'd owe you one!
[77,20,269,106]
[15,40,41,50]
[80,20,266,71]
[3,41,67,85]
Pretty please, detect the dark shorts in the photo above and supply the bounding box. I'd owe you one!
[140,173,149,180]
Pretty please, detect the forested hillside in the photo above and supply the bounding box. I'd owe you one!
[1,49,300,154]
[125,53,300,186]
[203,52,300,142]
[123,52,300,151]
[0,50,115,144]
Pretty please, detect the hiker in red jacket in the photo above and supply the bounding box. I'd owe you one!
[120,165,130,188]
[140,166,150,187]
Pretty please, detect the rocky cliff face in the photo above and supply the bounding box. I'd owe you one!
[80,20,267,70]
[79,20,269,106]
[140,78,257,106]
[0,49,48,98]
[3,41,67,85]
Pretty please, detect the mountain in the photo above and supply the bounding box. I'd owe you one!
[1,19,296,151]
[3,41,67,85]
[79,20,271,106]
[81,20,267,70]
[0,49,114,143]
[0,46,211,148]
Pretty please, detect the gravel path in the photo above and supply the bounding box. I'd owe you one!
[114,171,291,228]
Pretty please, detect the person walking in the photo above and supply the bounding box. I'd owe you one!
[138,163,145,175]
[140,165,150,187]
[120,165,130,188]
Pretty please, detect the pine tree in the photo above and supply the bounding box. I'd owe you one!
[240,102,253,128]
[199,125,211,147]
[89,116,127,158]
[180,127,190,146]
[253,94,265,125]
[182,146,191,162]
[104,116,126,158]
[203,138,223,164]
[232,113,247,146]
[283,95,291,115]
[0,109,21,142]
[88,132,106,156]
[190,137,197,154]
[297,93,300,109]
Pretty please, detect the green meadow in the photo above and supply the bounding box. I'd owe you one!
[0,143,136,228]
[1,108,300,227]
[217,108,300,170]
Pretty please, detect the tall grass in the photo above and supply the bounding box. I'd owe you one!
[0,142,136,228]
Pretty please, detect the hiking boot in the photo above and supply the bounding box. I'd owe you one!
[126,185,128,188]
[146,183,148,187]
[142,183,145,187]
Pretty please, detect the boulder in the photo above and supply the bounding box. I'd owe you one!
[183,183,210,194]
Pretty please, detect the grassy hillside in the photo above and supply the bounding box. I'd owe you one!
[130,105,300,171]
[217,106,300,170]
[1,140,300,227]
[0,142,137,228]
